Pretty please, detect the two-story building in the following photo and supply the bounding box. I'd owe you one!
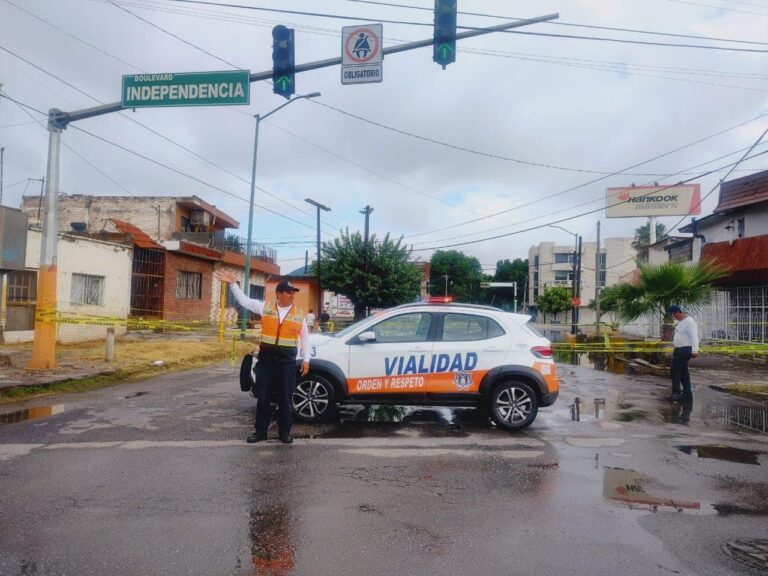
[19,194,279,327]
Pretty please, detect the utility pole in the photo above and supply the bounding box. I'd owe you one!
[443,274,450,297]
[0,146,4,205]
[28,113,63,369]
[595,221,602,336]
[360,205,373,316]
[574,235,583,334]
[305,198,331,316]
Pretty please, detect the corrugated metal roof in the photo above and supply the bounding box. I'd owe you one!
[701,236,768,286]
[715,169,768,213]
[109,219,164,249]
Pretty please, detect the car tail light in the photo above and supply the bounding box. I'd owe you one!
[531,346,553,359]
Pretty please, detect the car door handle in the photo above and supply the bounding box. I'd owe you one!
[408,347,428,353]
[483,347,503,352]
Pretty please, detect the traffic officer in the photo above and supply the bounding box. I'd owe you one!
[215,270,310,444]
[668,304,699,402]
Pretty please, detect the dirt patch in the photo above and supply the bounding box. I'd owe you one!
[0,335,257,404]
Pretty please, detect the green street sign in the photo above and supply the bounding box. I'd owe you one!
[122,70,250,108]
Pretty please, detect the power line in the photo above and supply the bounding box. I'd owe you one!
[349,0,768,46]
[668,0,768,16]
[12,100,136,196]
[0,42,334,231]
[410,151,768,252]
[105,0,243,69]
[0,0,142,71]
[669,125,768,232]
[156,0,768,53]
[408,142,768,247]
[398,113,768,241]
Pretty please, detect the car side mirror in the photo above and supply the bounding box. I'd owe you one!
[358,331,376,343]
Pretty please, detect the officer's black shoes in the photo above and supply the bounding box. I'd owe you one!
[247,431,268,443]
[278,433,294,444]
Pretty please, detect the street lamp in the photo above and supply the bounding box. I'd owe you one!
[546,225,581,335]
[305,198,331,316]
[241,91,321,336]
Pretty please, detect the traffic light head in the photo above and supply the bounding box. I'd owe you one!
[272,25,295,99]
[433,0,457,68]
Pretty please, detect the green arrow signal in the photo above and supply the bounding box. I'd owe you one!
[438,44,455,60]
[276,76,292,91]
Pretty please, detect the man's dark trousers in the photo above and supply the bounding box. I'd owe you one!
[671,346,693,400]
[253,360,296,435]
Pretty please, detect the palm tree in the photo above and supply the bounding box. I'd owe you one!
[611,260,726,340]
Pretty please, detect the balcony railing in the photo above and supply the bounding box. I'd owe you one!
[171,231,277,264]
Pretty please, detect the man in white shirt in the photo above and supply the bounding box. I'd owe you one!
[669,305,698,402]
[215,270,310,444]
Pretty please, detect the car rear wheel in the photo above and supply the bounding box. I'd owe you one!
[293,374,336,422]
[490,381,538,431]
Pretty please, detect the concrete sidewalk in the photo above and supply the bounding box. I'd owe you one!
[0,348,116,391]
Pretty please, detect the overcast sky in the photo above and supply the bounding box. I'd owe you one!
[1,0,766,274]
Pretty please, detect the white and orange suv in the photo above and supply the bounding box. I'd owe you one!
[285,301,559,431]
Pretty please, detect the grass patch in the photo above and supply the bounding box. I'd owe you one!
[614,410,647,422]
[722,383,768,402]
[0,337,257,405]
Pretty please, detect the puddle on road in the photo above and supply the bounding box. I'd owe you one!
[603,467,714,515]
[0,404,66,426]
[299,406,487,439]
[677,445,762,465]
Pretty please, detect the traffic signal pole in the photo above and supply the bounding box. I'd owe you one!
[29,12,559,369]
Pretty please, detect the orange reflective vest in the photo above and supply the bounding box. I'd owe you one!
[260,302,304,349]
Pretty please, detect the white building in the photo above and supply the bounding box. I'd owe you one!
[528,237,635,325]
[1,227,132,344]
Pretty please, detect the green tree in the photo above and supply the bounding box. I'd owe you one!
[588,284,621,330]
[320,229,421,320]
[537,286,572,323]
[632,221,668,263]
[429,250,483,303]
[490,258,528,309]
[610,260,726,340]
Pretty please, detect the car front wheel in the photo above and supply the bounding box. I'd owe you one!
[490,381,538,431]
[293,374,336,422]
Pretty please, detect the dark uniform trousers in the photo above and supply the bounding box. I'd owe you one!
[253,360,296,435]
[671,346,693,400]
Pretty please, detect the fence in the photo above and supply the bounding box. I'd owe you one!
[622,286,768,344]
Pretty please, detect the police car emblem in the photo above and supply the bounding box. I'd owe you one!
[454,370,473,391]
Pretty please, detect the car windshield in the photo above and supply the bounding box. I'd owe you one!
[333,317,371,338]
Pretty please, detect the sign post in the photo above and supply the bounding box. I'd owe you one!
[122,70,250,108]
[341,24,383,85]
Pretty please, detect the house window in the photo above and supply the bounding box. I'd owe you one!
[554,252,573,264]
[180,216,191,232]
[5,271,37,331]
[176,271,202,299]
[737,217,745,239]
[250,285,265,300]
[6,271,36,303]
[71,273,104,306]
[599,270,606,287]
[534,255,539,267]
[554,270,573,283]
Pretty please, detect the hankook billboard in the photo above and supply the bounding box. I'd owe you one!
[605,184,701,217]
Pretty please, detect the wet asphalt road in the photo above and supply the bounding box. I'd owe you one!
[0,362,767,576]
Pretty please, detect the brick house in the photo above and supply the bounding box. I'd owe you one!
[20,194,279,324]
